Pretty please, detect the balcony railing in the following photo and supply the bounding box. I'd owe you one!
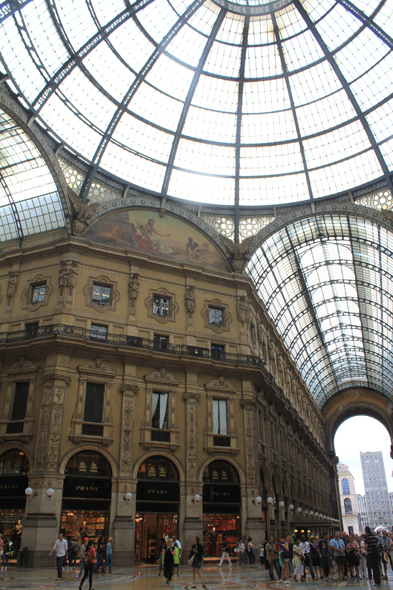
[213,435,231,447]
[151,429,171,442]
[82,423,104,436]
[6,421,24,434]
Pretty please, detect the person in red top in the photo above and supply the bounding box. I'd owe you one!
[79,539,95,590]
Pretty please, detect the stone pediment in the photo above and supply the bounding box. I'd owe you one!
[78,358,117,378]
[8,357,40,374]
[204,375,237,394]
[144,368,179,386]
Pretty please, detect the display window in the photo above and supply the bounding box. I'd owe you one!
[61,509,108,546]
[203,513,241,558]
[135,513,177,563]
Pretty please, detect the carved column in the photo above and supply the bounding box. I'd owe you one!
[35,370,71,472]
[119,383,138,478]
[183,378,203,558]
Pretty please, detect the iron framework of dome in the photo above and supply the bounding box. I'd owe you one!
[1,0,393,411]
[1,0,393,214]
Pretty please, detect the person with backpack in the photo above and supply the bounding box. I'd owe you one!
[49,533,68,580]
[218,536,232,567]
[76,538,88,581]
[188,536,207,589]
[79,539,95,590]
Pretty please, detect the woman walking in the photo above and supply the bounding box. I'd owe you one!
[76,538,88,581]
[79,539,95,590]
[189,536,207,589]
[279,536,290,583]
[163,538,176,587]
[293,538,304,582]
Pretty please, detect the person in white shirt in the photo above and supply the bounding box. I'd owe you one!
[49,533,68,579]
[300,535,316,580]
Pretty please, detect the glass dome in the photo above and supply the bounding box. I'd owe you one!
[1,0,392,206]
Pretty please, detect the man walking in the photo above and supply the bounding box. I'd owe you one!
[49,532,68,580]
[218,536,232,567]
[265,536,281,581]
[300,535,316,580]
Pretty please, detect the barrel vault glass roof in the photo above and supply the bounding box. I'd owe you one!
[246,214,393,408]
[1,0,393,206]
[0,108,65,241]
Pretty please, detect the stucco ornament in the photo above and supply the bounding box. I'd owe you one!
[68,188,100,235]
[220,235,253,272]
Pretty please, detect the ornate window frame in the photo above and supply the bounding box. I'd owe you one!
[144,287,179,324]
[70,359,116,447]
[0,357,40,443]
[201,298,232,334]
[203,376,239,455]
[140,368,179,452]
[21,274,53,312]
[83,275,120,313]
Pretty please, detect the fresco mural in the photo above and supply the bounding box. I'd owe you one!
[83,210,228,271]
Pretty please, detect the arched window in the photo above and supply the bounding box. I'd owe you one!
[0,449,29,474]
[344,498,352,514]
[203,460,239,484]
[342,478,350,494]
[137,455,179,481]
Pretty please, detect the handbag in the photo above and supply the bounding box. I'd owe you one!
[189,555,195,565]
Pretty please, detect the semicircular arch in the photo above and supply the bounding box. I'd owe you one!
[198,455,245,485]
[59,444,118,478]
[133,451,185,482]
[0,442,33,470]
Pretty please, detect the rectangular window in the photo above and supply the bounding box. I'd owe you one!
[211,343,225,360]
[152,392,169,430]
[92,284,111,305]
[212,399,227,435]
[84,382,104,424]
[11,381,29,421]
[153,334,169,350]
[153,296,170,316]
[32,284,46,303]
[91,324,108,340]
[25,322,39,337]
[208,307,223,326]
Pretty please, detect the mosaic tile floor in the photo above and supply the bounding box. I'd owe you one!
[0,564,390,590]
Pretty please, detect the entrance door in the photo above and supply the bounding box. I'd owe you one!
[61,509,108,545]
[203,513,240,557]
[135,513,178,563]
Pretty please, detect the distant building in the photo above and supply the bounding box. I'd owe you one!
[357,494,369,532]
[360,451,391,530]
[338,463,360,535]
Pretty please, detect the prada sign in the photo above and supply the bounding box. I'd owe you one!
[137,481,179,503]
[0,476,28,497]
[63,476,111,499]
[203,484,241,504]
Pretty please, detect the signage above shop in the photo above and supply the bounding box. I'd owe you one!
[137,480,179,503]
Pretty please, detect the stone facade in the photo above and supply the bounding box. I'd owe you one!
[0,216,338,566]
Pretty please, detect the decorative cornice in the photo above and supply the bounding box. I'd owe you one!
[41,371,71,384]
[144,368,179,386]
[78,358,117,377]
[120,383,139,394]
[204,375,237,394]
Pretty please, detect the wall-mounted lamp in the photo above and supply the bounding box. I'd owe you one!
[294,529,298,533]
[288,504,294,510]
[253,496,262,505]
[25,487,37,500]
[279,500,285,508]
[267,496,274,505]
[314,512,319,517]
[309,511,314,516]
[192,493,201,505]
[47,488,55,500]
[124,491,132,503]
[297,506,302,513]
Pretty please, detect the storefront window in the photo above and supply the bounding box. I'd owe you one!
[137,456,178,482]
[0,450,29,475]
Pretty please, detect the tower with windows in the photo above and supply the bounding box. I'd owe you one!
[337,463,360,535]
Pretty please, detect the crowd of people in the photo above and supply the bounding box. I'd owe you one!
[226,529,393,586]
[49,531,113,590]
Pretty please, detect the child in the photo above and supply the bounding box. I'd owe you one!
[259,544,265,567]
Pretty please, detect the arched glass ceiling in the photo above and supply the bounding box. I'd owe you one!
[246,215,393,408]
[0,108,65,241]
[0,0,393,206]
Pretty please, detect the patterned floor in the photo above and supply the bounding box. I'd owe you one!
[0,565,390,590]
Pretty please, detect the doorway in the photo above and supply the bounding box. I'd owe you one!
[135,513,177,563]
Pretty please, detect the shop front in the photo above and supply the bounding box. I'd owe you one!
[202,460,241,558]
[0,449,29,556]
[135,456,179,563]
[62,451,112,544]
